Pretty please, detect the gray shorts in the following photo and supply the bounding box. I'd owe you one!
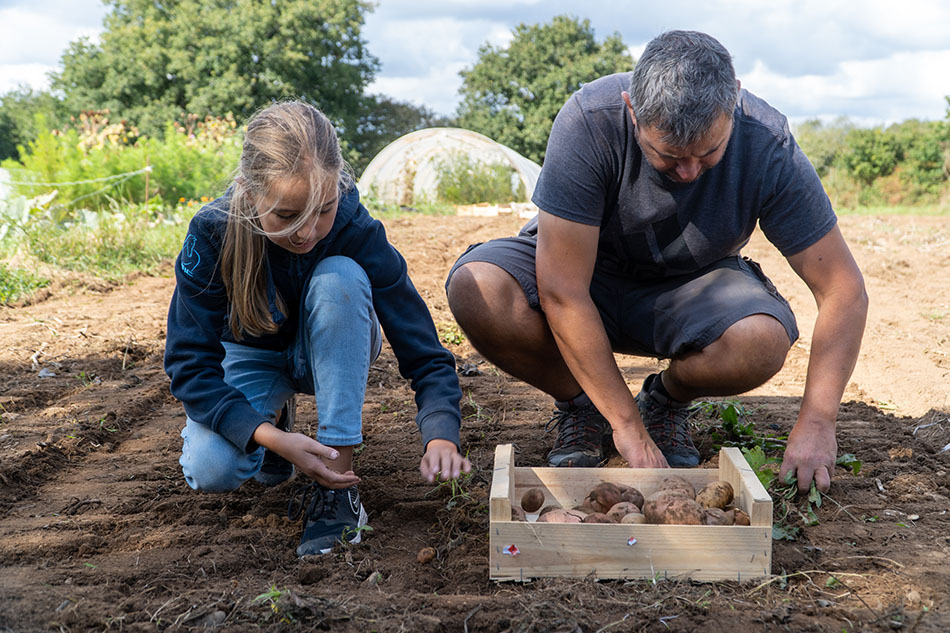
[446,234,799,359]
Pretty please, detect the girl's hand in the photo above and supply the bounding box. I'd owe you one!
[254,423,359,489]
[420,438,472,483]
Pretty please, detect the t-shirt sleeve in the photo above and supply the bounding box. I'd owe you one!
[531,94,612,226]
[758,133,838,256]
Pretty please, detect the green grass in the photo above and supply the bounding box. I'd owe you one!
[4,204,192,280]
[0,262,50,304]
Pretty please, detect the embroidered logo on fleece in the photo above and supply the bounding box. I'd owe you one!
[180,234,201,277]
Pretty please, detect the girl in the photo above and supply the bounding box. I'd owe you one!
[164,101,470,556]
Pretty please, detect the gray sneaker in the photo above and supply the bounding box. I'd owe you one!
[636,381,700,468]
[289,483,368,556]
[545,402,611,468]
[253,397,296,486]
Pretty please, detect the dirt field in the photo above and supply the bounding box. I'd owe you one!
[1,212,948,632]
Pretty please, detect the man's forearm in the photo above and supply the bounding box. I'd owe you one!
[542,295,643,431]
[797,293,868,426]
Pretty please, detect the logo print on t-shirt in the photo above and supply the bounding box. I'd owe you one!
[180,234,201,277]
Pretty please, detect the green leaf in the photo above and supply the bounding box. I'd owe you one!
[721,404,739,425]
[808,482,822,508]
[835,453,862,475]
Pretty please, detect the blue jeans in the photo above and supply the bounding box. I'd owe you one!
[179,256,382,492]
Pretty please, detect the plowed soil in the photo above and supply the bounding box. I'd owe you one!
[1,213,948,632]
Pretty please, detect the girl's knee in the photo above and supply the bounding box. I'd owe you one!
[181,461,245,492]
[180,420,259,492]
[311,257,370,292]
[305,257,372,314]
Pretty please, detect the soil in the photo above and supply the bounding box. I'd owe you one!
[1,213,949,633]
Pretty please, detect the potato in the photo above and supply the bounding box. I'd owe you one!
[417,546,436,564]
[520,487,545,513]
[657,475,696,499]
[702,507,732,525]
[606,501,641,523]
[696,481,734,510]
[644,489,691,507]
[511,506,526,521]
[644,496,704,525]
[581,512,615,523]
[734,509,751,526]
[570,505,592,516]
[538,504,562,516]
[618,485,644,510]
[536,508,583,523]
[587,482,623,513]
[621,512,646,524]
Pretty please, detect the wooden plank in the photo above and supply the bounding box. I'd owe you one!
[719,447,773,527]
[490,521,772,581]
[489,444,514,521]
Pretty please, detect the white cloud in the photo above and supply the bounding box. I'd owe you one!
[743,49,950,125]
[0,3,104,91]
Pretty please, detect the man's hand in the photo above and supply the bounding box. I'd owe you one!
[779,418,837,494]
[420,438,472,483]
[253,423,359,490]
[611,423,670,469]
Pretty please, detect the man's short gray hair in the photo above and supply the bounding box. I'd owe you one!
[628,30,738,147]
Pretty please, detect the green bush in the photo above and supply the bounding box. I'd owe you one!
[435,152,526,205]
[1,111,241,220]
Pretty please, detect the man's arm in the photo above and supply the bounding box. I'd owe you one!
[536,211,668,468]
[782,224,868,492]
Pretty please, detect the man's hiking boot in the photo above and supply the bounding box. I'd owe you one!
[636,375,700,468]
[545,401,611,467]
[253,397,296,486]
[288,483,367,556]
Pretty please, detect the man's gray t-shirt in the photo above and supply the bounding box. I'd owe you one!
[530,73,837,279]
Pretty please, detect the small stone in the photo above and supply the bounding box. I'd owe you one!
[417,546,436,564]
[362,571,384,587]
[905,589,921,604]
[199,610,227,627]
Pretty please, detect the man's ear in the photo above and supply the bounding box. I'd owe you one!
[736,79,742,93]
[621,91,637,126]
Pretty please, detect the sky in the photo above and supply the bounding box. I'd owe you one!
[1,0,949,128]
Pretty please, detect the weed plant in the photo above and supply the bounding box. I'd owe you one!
[435,151,526,205]
[0,262,49,304]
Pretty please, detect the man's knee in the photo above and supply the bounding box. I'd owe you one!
[722,313,791,378]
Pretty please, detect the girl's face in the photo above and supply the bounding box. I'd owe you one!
[256,177,338,254]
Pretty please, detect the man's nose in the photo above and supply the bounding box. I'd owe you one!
[675,159,702,182]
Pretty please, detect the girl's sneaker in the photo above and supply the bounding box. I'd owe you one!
[288,483,367,556]
[253,397,296,486]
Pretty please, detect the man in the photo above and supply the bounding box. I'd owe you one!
[445,30,867,493]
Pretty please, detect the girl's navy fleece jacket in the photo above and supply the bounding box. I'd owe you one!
[164,185,463,454]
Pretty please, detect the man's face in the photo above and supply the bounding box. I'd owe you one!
[622,91,734,184]
[634,113,733,184]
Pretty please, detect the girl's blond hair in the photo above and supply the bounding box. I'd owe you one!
[221,101,352,340]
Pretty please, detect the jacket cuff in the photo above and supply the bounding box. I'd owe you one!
[219,401,269,453]
[418,410,462,453]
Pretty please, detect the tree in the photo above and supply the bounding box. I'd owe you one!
[456,15,632,164]
[51,0,379,138]
[0,86,69,161]
[792,117,854,178]
[348,95,453,174]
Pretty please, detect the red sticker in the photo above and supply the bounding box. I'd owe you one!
[502,544,520,556]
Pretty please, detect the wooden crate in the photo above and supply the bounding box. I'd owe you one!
[489,444,772,582]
